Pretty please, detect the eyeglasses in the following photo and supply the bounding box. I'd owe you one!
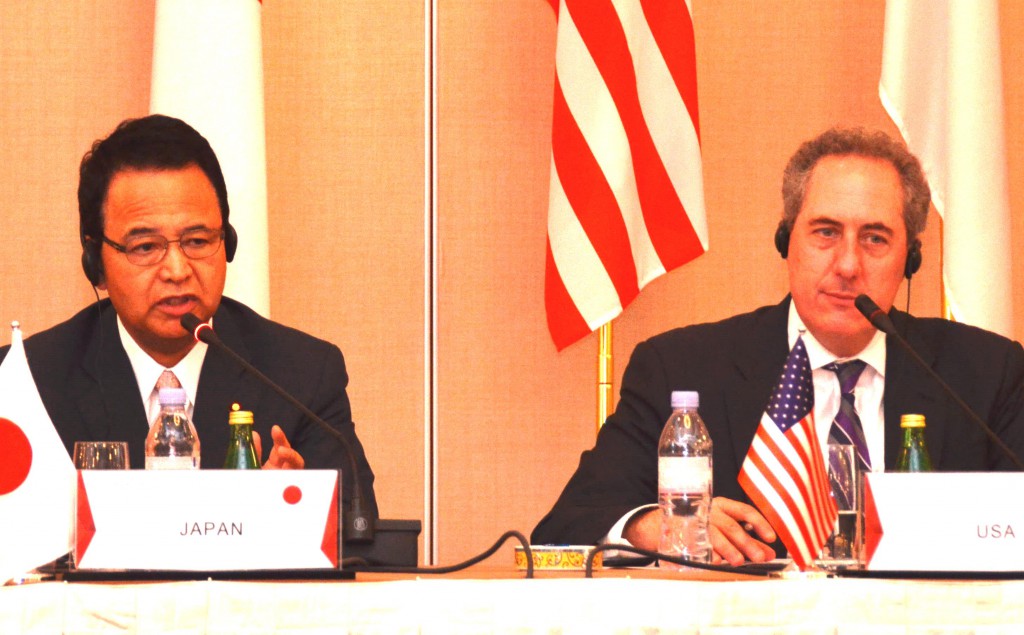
[102,228,225,266]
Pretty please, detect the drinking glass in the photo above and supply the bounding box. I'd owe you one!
[815,443,862,569]
[73,441,130,470]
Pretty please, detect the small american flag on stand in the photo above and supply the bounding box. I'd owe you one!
[738,336,836,570]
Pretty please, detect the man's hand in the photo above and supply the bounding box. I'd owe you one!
[623,497,777,565]
[252,425,305,470]
[708,497,776,565]
[622,507,662,551]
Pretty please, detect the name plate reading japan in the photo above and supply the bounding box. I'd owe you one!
[864,472,1024,572]
[75,470,340,571]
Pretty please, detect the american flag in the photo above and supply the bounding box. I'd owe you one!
[545,0,708,350]
[738,336,837,570]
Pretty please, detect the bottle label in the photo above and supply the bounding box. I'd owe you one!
[659,456,711,493]
[145,456,200,470]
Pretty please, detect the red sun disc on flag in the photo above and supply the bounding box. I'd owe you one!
[283,485,302,505]
[0,418,33,495]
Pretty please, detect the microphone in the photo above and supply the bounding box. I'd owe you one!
[181,313,376,542]
[854,294,897,334]
[854,294,1024,470]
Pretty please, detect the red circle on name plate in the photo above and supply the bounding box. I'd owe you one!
[0,418,33,495]
[283,485,302,505]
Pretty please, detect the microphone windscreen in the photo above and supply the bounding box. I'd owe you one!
[855,294,897,335]
[854,294,880,321]
[180,313,220,346]
[180,313,202,334]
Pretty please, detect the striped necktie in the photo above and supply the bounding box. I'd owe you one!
[824,360,870,471]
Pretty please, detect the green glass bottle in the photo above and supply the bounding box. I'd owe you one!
[223,403,261,469]
[894,413,933,472]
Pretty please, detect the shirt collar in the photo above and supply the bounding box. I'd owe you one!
[116,315,208,408]
[787,300,886,377]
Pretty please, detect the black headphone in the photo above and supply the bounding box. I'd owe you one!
[774,221,921,280]
[80,223,237,287]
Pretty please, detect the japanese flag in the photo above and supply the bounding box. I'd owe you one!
[0,323,75,583]
[151,0,270,316]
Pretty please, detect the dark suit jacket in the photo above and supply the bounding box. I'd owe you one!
[532,298,1024,549]
[0,297,377,515]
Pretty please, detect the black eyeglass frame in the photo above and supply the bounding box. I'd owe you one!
[100,228,226,266]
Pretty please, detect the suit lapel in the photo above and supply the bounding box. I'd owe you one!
[71,307,150,465]
[724,299,792,467]
[193,306,260,466]
[882,311,944,469]
[716,304,948,471]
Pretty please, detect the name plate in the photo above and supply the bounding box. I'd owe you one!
[864,472,1024,572]
[75,470,340,571]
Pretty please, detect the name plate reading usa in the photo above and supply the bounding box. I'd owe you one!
[75,470,340,571]
[864,472,1024,572]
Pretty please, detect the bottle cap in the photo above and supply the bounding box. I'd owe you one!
[229,402,254,425]
[670,390,699,409]
[157,387,187,406]
[900,413,926,428]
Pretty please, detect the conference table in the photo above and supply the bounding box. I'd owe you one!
[3,566,1023,634]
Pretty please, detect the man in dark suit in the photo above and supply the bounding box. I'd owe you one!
[532,128,1024,564]
[0,115,376,514]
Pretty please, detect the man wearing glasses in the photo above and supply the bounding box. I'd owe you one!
[1,115,377,515]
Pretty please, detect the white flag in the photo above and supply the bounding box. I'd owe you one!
[151,0,270,316]
[0,324,75,583]
[880,0,1012,337]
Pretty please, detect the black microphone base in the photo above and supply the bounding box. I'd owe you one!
[343,519,422,567]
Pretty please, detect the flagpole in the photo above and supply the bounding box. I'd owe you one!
[939,216,951,320]
[597,322,613,432]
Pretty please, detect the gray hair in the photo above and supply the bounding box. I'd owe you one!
[780,127,930,244]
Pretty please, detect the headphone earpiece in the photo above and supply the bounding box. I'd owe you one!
[81,235,103,287]
[224,222,237,262]
[904,239,922,280]
[774,222,790,259]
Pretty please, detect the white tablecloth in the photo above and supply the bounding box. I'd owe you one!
[3,575,1024,634]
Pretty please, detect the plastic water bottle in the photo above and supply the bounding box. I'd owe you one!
[658,390,713,564]
[145,387,201,469]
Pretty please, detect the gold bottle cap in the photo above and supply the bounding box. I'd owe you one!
[900,413,926,428]
[229,402,254,425]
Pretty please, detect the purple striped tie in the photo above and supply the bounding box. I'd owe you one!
[825,360,870,471]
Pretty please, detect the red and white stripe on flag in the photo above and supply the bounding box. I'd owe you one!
[738,337,836,570]
[151,0,271,317]
[545,0,708,350]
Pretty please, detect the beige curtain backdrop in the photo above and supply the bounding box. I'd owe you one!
[1,1,1022,565]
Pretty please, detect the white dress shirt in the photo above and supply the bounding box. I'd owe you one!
[787,301,887,472]
[116,316,208,426]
